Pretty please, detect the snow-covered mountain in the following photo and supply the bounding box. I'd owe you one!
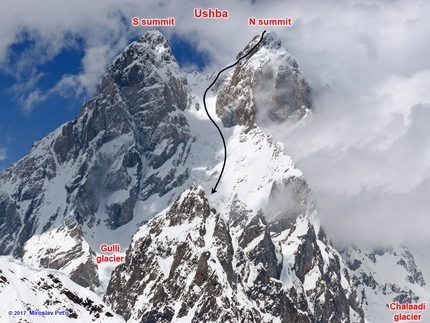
[104,183,365,322]
[0,30,428,322]
[340,246,430,322]
[0,30,193,292]
[0,256,125,322]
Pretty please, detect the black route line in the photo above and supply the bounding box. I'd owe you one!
[203,30,267,194]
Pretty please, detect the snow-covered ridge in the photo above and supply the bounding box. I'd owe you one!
[0,29,428,322]
[340,246,430,322]
[0,256,125,323]
[104,184,365,322]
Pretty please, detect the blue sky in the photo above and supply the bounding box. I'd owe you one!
[1,0,430,246]
[0,42,85,169]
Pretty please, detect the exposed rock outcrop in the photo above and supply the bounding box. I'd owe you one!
[216,31,311,128]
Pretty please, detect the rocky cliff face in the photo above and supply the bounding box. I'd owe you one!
[1,29,428,322]
[215,31,311,128]
[0,30,192,290]
[0,29,367,323]
[104,184,364,323]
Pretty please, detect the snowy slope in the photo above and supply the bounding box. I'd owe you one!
[341,246,430,322]
[105,185,365,323]
[0,29,428,323]
[0,30,194,291]
[0,30,311,294]
[0,256,124,323]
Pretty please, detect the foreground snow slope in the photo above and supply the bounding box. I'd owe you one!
[0,256,125,323]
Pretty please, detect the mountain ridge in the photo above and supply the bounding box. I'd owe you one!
[0,29,428,322]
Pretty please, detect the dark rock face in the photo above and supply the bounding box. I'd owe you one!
[104,185,365,323]
[397,249,425,286]
[237,211,282,280]
[106,185,250,321]
[0,29,373,323]
[294,225,363,323]
[0,194,22,255]
[59,30,192,230]
[216,31,311,128]
[0,30,192,289]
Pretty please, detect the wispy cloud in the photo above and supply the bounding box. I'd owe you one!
[259,1,430,247]
[5,69,46,115]
[1,0,430,247]
[0,146,7,161]
[52,45,112,97]
[0,1,138,114]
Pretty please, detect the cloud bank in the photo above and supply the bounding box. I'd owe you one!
[1,0,430,247]
[265,1,430,247]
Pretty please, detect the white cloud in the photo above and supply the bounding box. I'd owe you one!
[20,90,48,115]
[266,4,430,247]
[0,147,7,161]
[6,69,47,115]
[0,0,141,113]
[1,0,430,247]
[53,45,112,97]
